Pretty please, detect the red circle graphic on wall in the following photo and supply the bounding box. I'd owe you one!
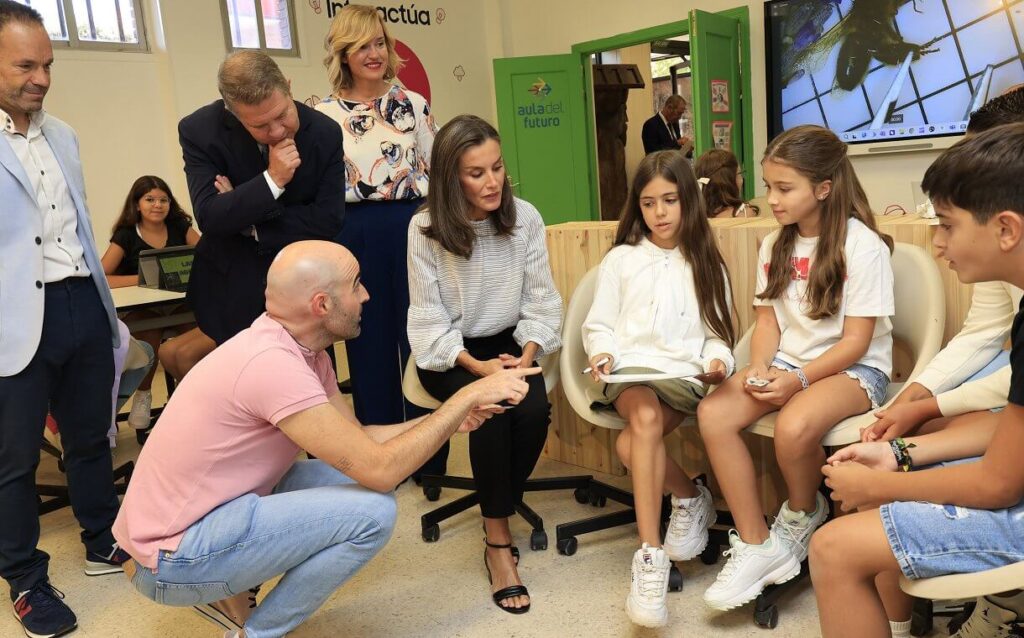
[394,40,431,105]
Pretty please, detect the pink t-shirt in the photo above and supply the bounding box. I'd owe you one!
[113,313,338,569]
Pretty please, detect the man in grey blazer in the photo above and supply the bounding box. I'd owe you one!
[0,3,128,636]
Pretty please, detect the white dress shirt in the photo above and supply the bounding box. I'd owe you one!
[1,108,88,282]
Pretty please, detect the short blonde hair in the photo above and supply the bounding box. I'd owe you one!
[323,5,404,95]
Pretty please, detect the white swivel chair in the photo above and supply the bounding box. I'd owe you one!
[726,242,945,627]
[403,352,597,552]
[899,562,1024,635]
[732,242,946,446]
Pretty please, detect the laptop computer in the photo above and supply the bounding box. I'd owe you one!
[138,245,194,293]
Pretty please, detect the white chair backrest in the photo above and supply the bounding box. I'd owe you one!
[734,242,945,385]
[559,266,628,430]
[403,350,562,411]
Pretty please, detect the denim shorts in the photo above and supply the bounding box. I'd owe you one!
[770,356,889,409]
[880,457,1024,580]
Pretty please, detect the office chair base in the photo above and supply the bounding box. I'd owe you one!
[419,473,598,549]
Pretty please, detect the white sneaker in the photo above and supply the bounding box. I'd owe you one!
[662,484,717,561]
[952,596,1024,638]
[128,390,152,429]
[703,530,801,611]
[625,543,670,628]
[770,492,828,562]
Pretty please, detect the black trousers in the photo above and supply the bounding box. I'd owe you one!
[0,277,118,596]
[418,328,551,518]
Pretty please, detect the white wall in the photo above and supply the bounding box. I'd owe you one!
[493,0,945,214]
[45,0,949,243]
[44,0,501,248]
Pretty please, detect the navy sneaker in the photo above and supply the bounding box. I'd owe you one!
[11,581,77,638]
[84,542,131,576]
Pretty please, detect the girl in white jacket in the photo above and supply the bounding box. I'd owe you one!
[583,150,736,628]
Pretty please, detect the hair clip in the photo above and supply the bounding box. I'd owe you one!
[697,177,710,190]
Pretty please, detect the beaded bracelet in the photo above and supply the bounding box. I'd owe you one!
[889,437,917,473]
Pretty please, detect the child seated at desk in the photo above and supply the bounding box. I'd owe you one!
[100,176,209,428]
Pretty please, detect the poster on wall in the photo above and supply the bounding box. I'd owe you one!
[712,120,733,150]
[711,80,730,113]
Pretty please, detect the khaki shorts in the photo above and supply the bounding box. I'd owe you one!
[589,367,706,415]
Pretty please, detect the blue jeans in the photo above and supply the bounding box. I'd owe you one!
[880,458,1024,580]
[130,461,397,638]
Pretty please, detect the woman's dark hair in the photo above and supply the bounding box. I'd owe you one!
[694,148,759,218]
[615,150,736,346]
[420,114,516,258]
[111,176,192,235]
[757,125,892,319]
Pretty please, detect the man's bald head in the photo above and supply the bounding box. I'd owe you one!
[267,241,355,305]
[266,241,367,348]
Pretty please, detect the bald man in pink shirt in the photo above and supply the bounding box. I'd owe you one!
[113,240,538,638]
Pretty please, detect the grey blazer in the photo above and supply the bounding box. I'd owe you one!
[0,113,118,376]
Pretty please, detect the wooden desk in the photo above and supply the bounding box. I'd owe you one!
[544,214,971,508]
[111,286,193,332]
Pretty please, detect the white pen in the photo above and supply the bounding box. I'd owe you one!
[582,357,610,375]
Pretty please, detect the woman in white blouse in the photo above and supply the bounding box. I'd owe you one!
[317,5,437,438]
[407,115,562,614]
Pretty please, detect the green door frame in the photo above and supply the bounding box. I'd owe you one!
[570,6,755,216]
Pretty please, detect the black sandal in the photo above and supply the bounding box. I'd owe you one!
[482,523,519,565]
[483,538,531,614]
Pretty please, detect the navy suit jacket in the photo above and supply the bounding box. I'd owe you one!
[641,113,679,155]
[179,99,344,344]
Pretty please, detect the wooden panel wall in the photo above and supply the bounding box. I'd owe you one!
[543,214,974,509]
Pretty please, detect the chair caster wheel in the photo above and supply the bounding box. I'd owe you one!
[668,565,683,592]
[588,493,606,507]
[423,486,441,502]
[754,604,779,629]
[700,542,720,565]
[911,598,937,636]
[557,537,578,556]
[573,487,590,504]
[530,529,548,551]
[421,524,440,543]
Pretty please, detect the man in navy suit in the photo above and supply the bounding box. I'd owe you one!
[0,3,129,636]
[179,51,345,345]
[641,94,693,157]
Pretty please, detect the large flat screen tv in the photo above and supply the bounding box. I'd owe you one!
[765,0,1024,155]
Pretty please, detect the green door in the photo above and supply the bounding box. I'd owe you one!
[690,9,748,194]
[493,55,592,224]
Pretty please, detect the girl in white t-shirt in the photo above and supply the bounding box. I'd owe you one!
[583,150,736,628]
[697,125,895,612]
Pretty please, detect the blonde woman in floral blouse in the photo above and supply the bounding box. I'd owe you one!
[318,5,438,464]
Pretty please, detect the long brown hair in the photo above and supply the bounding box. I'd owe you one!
[420,114,516,258]
[615,150,736,346]
[111,176,192,236]
[757,125,892,319]
[694,148,759,218]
